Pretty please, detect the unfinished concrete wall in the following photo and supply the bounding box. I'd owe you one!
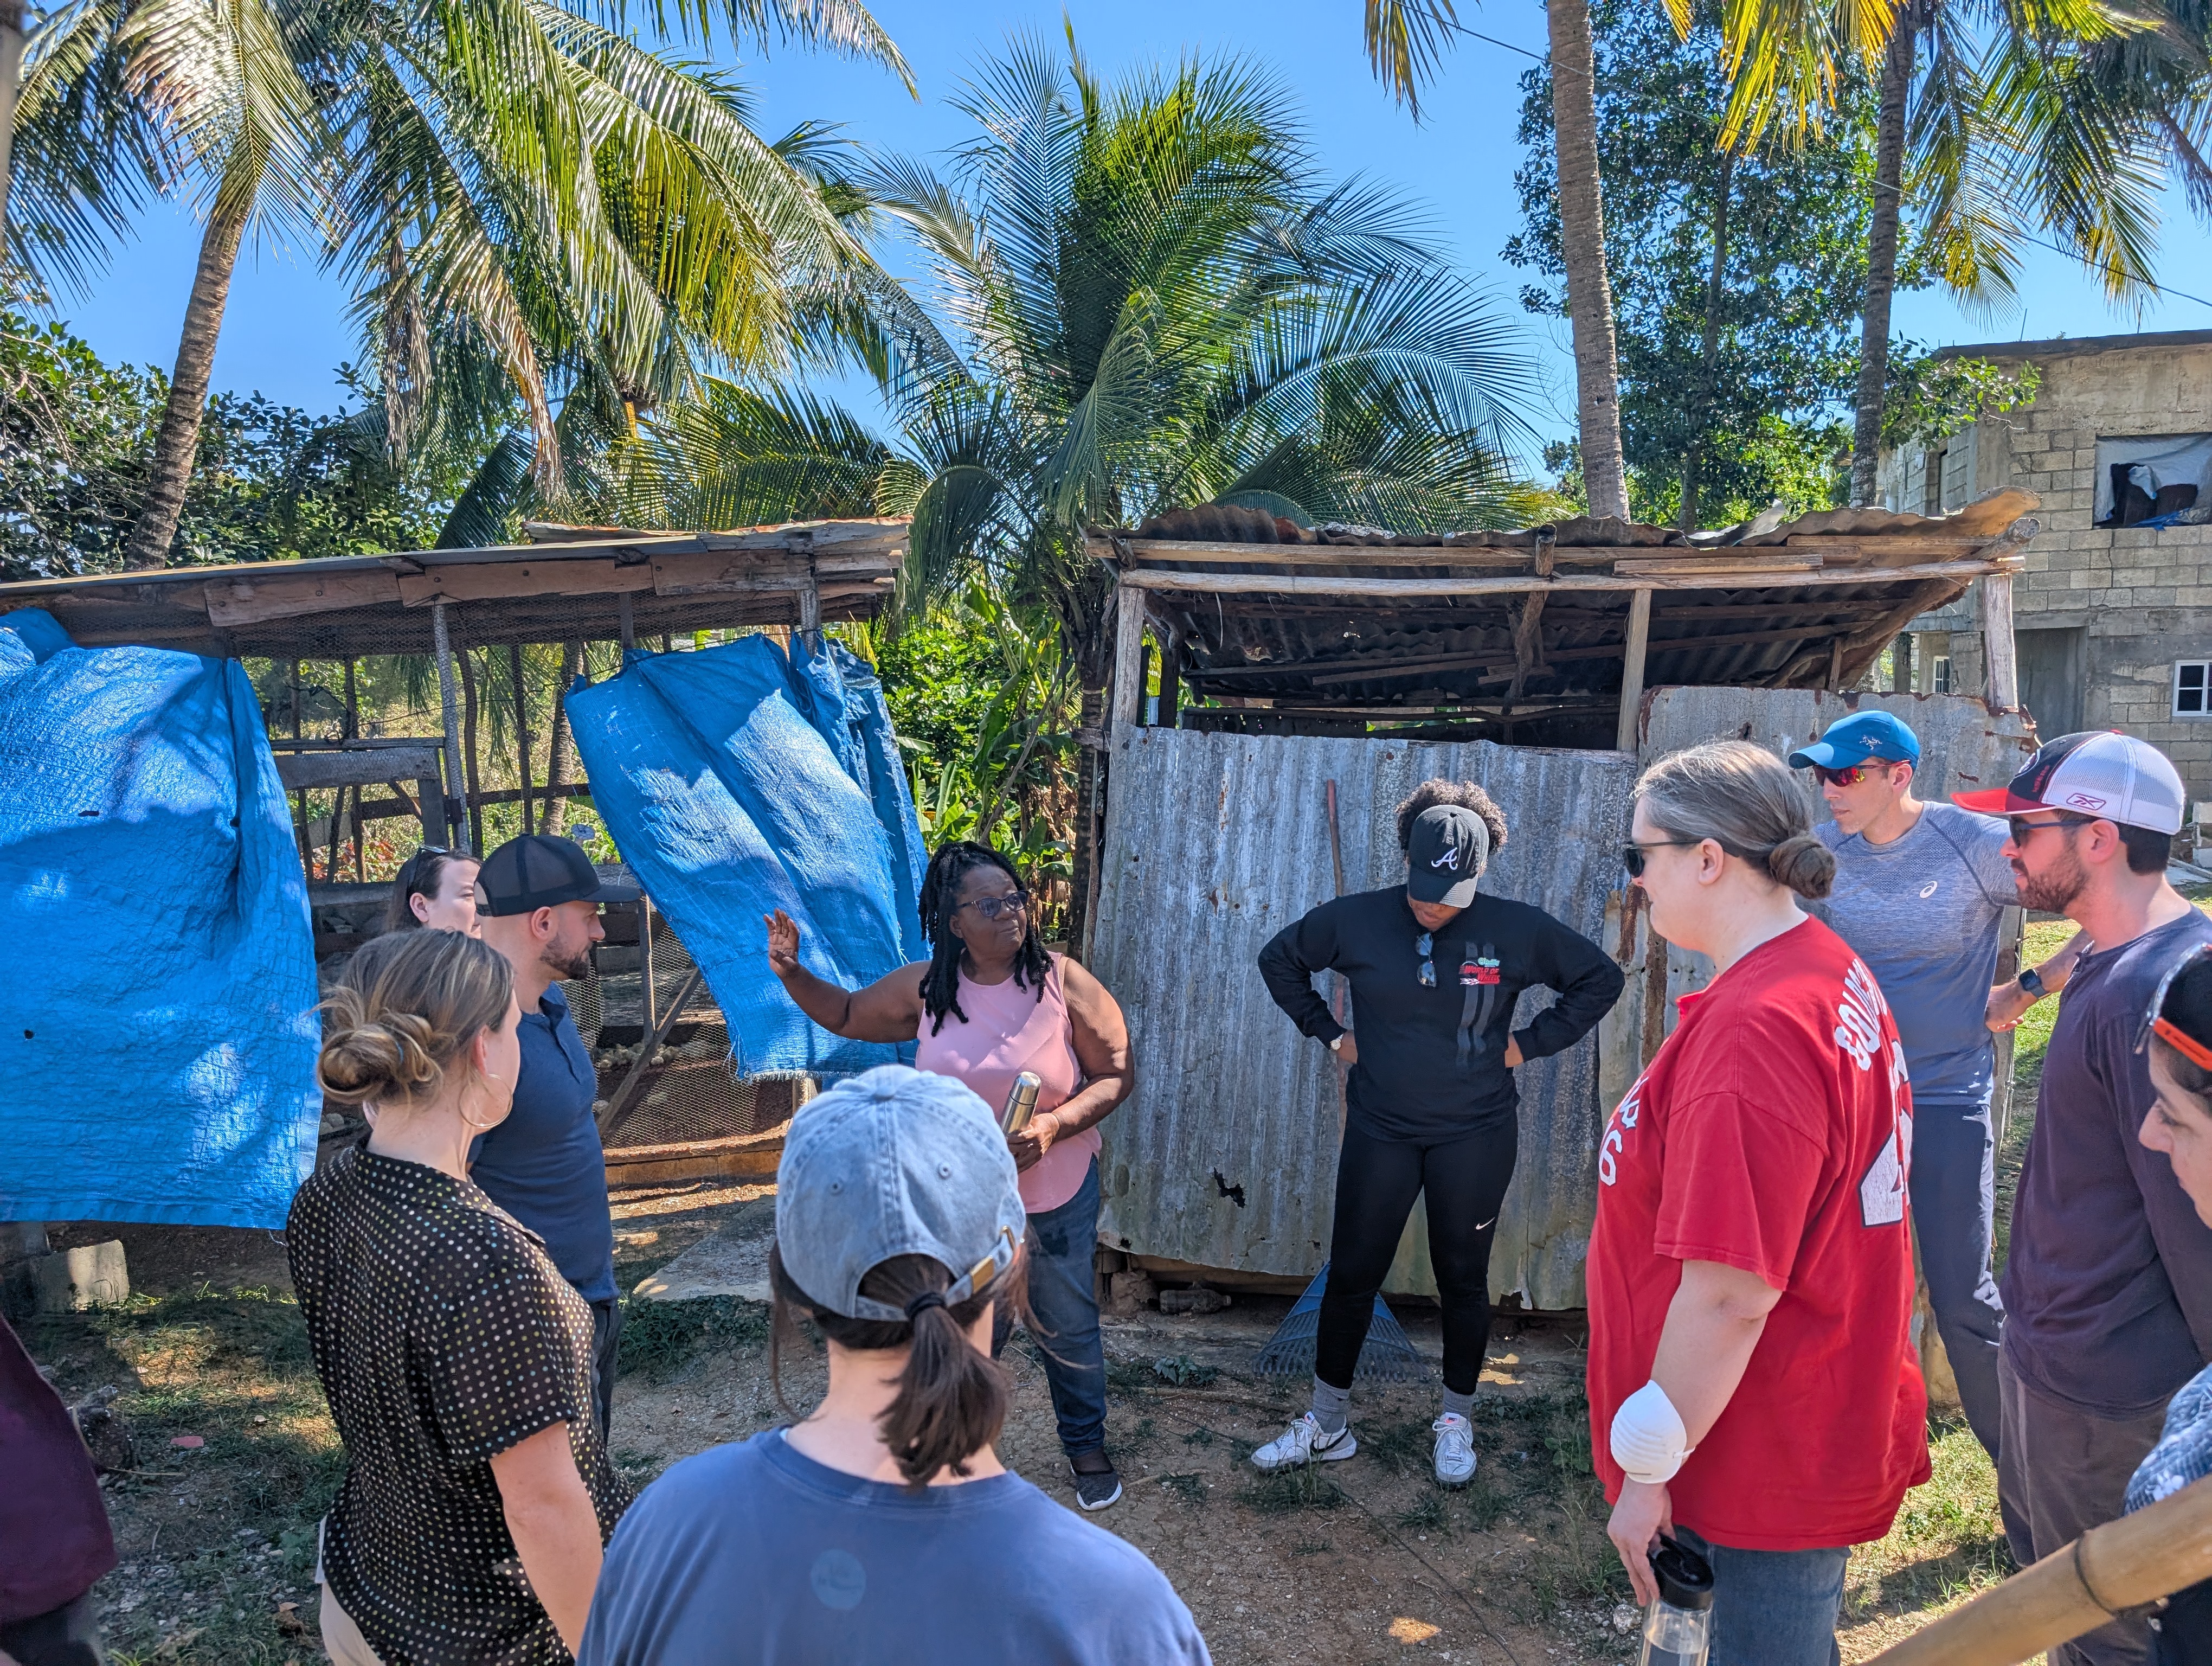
[1899,337,2212,796]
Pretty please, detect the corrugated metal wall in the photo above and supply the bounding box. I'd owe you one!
[1091,688,2040,1312]
[1090,727,1638,1309]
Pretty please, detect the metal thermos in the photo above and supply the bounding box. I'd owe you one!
[1637,1536,1714,1666]
[1000,1072,1043,1135]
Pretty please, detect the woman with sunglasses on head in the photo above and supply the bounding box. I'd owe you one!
[1253,782,1624,1488]
[384,845,483,937]
[1590,741,1928,1666]
[765,841,1135,1510]
[2123,947,2212,1664]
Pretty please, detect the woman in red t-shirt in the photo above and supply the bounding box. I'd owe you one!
[1590,740,1929,1664]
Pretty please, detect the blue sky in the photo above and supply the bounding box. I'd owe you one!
[38,0,2212,460]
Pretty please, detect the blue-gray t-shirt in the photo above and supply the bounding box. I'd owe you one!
[1816,803,2018,1106]
[467,984,615,1303]
[2004,908,2212,1416]
[577,1430,1212,1666]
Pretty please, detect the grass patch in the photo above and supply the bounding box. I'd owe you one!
[1396,1491,1451,1535]
[1237,1458,1345,1515]
[616,1295,768,1383]
[1104,1356,1157,1395]
[1152,1354,1219,1387]
[1847,1417,2009,1624]
[1462,1472,1511,1532]
[1362,1415,1438,1478]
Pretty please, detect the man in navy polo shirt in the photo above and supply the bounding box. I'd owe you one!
[474,833,638,1436]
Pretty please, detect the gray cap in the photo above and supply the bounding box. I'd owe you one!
[1406,804,1489,907]
[775,1065,1025,1323]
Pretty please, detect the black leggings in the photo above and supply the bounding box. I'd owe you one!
[1316,1120,1519,1396]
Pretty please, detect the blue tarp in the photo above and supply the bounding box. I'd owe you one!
[0,611,321,1227]
[565,634,929,1080]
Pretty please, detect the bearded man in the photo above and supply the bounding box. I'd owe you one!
[1954,732,2212,1666]
[472,834,639,1436]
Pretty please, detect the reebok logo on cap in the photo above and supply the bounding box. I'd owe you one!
[1952,731,2185,835]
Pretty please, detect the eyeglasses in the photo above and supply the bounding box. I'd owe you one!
[1416,932,1435,986]
[2007,813,2093,846]
[1621,839,1699,878]
[1815,764,1888,788]
[2139,942,2212,1068]
[960,892,1029,923]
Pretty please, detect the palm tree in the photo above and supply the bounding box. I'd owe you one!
[865,33,1543,938]
[1361,0,1635,516]
[10,0,913,567]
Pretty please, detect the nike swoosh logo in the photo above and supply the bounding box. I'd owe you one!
[1474,1216,1498,1231]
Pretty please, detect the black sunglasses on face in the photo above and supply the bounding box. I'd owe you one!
[2007,813,2093,845]
[1621,839,1699,878]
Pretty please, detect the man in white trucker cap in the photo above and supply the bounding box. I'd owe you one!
[1954,733,2212,1666]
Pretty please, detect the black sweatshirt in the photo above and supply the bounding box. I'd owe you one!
[1257,886,1625,1142]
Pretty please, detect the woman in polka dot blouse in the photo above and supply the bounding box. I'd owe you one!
[289,930,629,1664]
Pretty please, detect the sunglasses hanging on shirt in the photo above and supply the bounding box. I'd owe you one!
[1416,932,1436,987]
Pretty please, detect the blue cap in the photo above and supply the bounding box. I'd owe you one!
[775,1065,1024,1324]
[1787,710,1921,771]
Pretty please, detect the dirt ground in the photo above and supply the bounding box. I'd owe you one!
[21,1181,2008,1666]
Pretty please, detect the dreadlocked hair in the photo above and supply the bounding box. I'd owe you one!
[917,841,1051,1036]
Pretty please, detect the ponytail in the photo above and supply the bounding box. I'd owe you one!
[769,1245,1027,1489]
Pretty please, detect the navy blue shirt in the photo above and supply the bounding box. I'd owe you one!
[2003,908,2212,1415]
[468,984,616,1304]
[577,1429,1212,1666]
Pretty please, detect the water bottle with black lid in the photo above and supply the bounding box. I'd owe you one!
[1637,1535,1714,1666]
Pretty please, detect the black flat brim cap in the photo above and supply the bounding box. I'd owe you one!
[477,834,642,916]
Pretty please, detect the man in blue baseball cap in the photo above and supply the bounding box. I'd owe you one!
[1787,709,2080,1495]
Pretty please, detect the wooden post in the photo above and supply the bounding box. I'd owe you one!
[799,560,824,651]
[640,896,657,1035]
[1110,582,1147,746]
[432,603,468,853]
[1160,620,1185,729]
[510,642,533,837]
[1615,589,1652,753]
[1891,632,1912,694]
[1979,572,2019,709]
[1828,635,1846,691]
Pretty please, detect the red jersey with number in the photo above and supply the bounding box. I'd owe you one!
[1586,916,1930,1551]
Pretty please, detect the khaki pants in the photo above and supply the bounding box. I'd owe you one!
[318,1586,385,1666]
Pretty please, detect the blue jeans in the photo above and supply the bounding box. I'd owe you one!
[993,1157,1108,1457]
[1673,1526,1847,1666]
[1911,1097,2007,1464]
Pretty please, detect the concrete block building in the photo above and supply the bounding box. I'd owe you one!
[1878,329,2212,795]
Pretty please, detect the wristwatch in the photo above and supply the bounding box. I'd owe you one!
[2019,966,2048,1000]
[1328,1034,1346,1053]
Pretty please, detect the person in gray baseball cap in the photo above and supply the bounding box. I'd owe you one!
[1255,781,1624,1488]
[576,1065,1211,1666]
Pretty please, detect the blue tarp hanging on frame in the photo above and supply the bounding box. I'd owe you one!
[565,633,928,1080]
[0,611,321,1227]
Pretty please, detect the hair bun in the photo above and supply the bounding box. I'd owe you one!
[1766,833,1835,900]
[317,1012,440,1105]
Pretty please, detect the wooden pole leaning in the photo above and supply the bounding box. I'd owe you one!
[1616,589,1652,753]
[1862,1475,2212,1666]
[1979,570,2020,710]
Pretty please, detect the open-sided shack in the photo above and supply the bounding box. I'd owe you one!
[0,517,910,1182]
[1082,492,2042,1322]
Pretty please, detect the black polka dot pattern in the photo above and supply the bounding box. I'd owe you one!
[288,1148,631,1664]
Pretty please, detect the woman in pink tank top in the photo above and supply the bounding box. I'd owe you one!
[766,841,1134,1511]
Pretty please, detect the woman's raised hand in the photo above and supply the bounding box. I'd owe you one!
[765,909,802,979]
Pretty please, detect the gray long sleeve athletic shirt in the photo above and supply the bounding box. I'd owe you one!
[1258,886,1624,1143]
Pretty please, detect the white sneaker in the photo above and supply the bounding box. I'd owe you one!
[1250,1412,1358,1472]
[1432,1413,1476,1487]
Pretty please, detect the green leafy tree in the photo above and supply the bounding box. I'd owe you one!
[1508,1,1877,527]
[860,32,1542,936]
[10,0,915,565]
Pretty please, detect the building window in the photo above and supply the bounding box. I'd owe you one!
[2097,435,2212,528]
[2178,662,2212,717]
[1933,657,1952,695]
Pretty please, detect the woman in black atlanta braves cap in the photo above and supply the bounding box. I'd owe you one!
[1254,780,1624,1489]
